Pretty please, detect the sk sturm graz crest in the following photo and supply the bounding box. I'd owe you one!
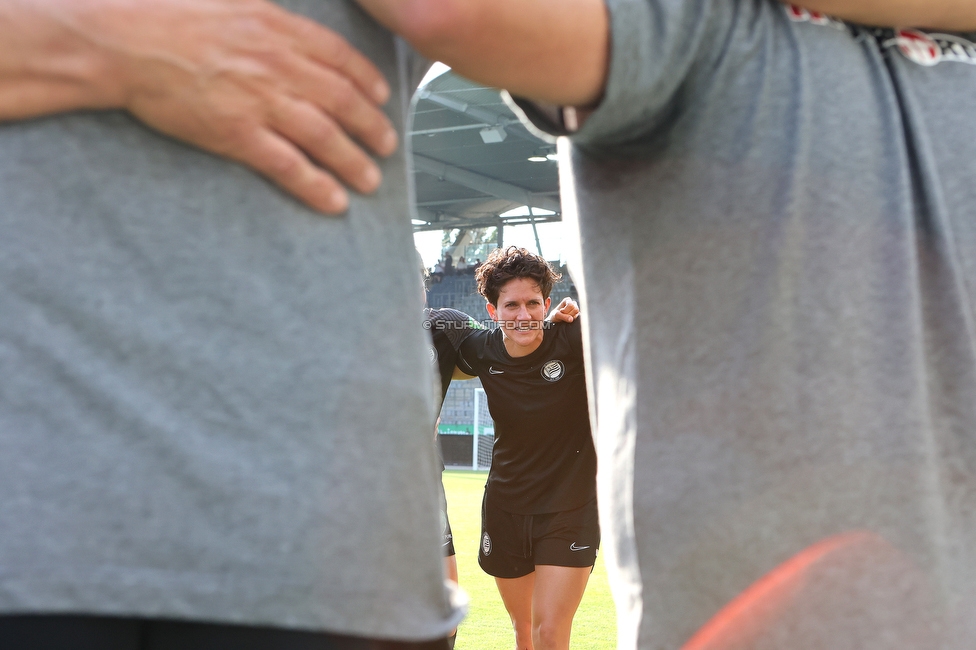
[541,360,566,382]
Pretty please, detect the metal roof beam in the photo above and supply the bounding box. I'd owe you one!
[418,197,504,208]
[410,123,482,136]
[413,155,560,214]
[413,207,451,225]
[413,215,563,233]
[416,90,542,144]
[412,211,563,232]
[416,192,558,208]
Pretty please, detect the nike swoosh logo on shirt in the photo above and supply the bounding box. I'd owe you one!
[488,367,504,374]
[570,543,591,551]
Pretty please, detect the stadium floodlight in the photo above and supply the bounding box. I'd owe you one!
[479,125,508,144]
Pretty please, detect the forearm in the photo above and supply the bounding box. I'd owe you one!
[356,0,609,107]
[783,0,976,31]
[0,0,399,214]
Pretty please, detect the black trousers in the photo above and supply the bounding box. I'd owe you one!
[0,615,450,650]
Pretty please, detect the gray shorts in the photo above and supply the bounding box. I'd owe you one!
[439,478,455,557]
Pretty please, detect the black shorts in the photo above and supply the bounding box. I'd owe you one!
[478,494,600,579]
[0,615,451,649]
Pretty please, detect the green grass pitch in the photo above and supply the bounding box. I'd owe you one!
[442,470,617,649]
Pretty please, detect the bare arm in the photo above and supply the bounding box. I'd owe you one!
[356,0,975,111]
[778,0,976,31]
[354,0,609,108]
[0,0,400,214]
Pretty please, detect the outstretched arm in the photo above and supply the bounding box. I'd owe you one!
[778,0,976,31]
[548,297,580,323]
[354,0,610,108]
[0,0,400,214]
[357,0,974,114]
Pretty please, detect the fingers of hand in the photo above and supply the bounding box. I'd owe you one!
[288,58,398,158]
[266,7,391,105]
[238,7,399,187]
[117,0,396,212]
[234,127,350,215]
[271,96,382,196]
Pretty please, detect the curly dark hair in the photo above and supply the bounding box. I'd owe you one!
[475,246,562,306]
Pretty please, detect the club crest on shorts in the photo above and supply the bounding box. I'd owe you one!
[886,30,976,67]
[541,360,565,382]
[482,533,492,556]
[894,29,942,66]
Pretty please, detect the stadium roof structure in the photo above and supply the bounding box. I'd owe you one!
[409,70,561,236]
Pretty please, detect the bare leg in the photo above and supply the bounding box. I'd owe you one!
[495,572,536,650]
[531,565,592,650]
